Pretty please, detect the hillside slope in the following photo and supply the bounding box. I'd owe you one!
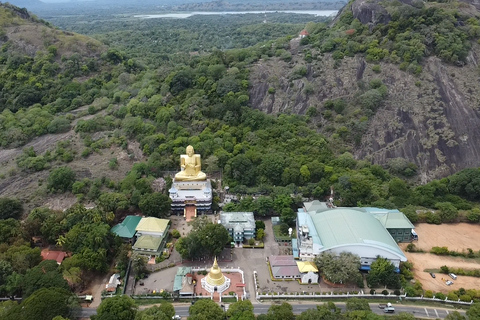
[249,0,480,182]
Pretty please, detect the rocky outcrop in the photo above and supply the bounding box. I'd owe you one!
[249,39,480,182]
[351,0,391,26]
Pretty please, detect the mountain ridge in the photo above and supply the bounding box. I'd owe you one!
[248,0,480,182]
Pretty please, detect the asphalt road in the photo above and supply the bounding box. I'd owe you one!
[78,302,467,319]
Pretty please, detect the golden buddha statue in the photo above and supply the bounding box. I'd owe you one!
[174,145,207,181]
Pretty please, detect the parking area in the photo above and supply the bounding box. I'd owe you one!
[133,217,362,300]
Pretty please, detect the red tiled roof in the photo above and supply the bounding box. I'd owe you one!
[300,29,309,36]
[41,250,67,264]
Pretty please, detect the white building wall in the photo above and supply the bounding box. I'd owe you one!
[301,272,318,284]
[300,244,403,268]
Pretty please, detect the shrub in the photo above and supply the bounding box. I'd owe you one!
[435,292,446,300]
[440,265,450,274]
[109,158,118,170]
[370,289,376,295]
[382,290,389,295]
[431,246,450,255]
[424,290,434,298]
[171,229,181,238]
[47,167,76,193]
[459,294,472,302]
[406,243,417,252]
[447,292,459,301]
[467,208,480,223]
[394,289,401,296]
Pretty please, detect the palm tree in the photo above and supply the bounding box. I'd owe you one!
[63,267,82,289]
[56,235,66,247]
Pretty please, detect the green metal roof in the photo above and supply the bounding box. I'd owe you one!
[370,211,415,229]
[173,267,192,292]
[133,235,163,251]
[111,216,142,238]
[308,208,405,258]
[136,217,170,234]
[304,200,329,212]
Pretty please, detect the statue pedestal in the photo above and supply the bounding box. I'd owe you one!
[169,179,212,212]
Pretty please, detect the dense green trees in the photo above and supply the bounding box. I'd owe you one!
[47,167,76,193]
[314,252,361,285]
[226,300,255,320]
[2,287,78,320]
[189,299,224,320]
[138,192,172,218]
[0,198,23,220]
[92,295,137,320]
[176,217,229,260]
[367,257,401,289]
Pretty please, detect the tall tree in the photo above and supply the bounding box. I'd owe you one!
[226,300,255,320]
[0,198,23,220]
[266,302,294,320]
[366,257,400,288]
[11,287,77,320]
[23,260,69,297]
[188,299,224,320]
[138,192,172,218]
[92,295,137,320]
[314,252,361,285]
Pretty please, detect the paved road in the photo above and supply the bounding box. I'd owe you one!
[78,302,467,319]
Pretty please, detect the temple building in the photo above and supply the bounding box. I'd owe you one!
[295,200,413,271]
[132,217,170,256]
[169,145,212,219]
[201,257,231,295]
[219,212,255,244]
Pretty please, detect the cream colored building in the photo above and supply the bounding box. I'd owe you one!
[132,217,170,256]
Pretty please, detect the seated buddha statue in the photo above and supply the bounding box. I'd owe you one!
[174,145,207,181]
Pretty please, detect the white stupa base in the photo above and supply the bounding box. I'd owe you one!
[201,277,231,294]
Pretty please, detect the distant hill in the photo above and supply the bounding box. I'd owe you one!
[1,0,44,8]
[249,0,480,182]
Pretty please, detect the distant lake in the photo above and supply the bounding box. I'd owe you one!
[134,10,338,19]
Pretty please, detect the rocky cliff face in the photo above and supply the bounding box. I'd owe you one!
[248,8,480,182]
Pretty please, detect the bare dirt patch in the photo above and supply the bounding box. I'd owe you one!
[411,223,480,251]
[400,223,480,292]
[404,252,480,293]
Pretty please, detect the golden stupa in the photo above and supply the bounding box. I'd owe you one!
[205,257,226,287]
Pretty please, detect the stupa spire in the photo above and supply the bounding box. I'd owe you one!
[205,256,226,287]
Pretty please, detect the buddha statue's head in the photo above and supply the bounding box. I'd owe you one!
[186,145,194,157]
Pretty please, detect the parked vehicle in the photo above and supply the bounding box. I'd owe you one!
[449,273,457,280]
[446,280,454,286]
[430,272,436,278]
